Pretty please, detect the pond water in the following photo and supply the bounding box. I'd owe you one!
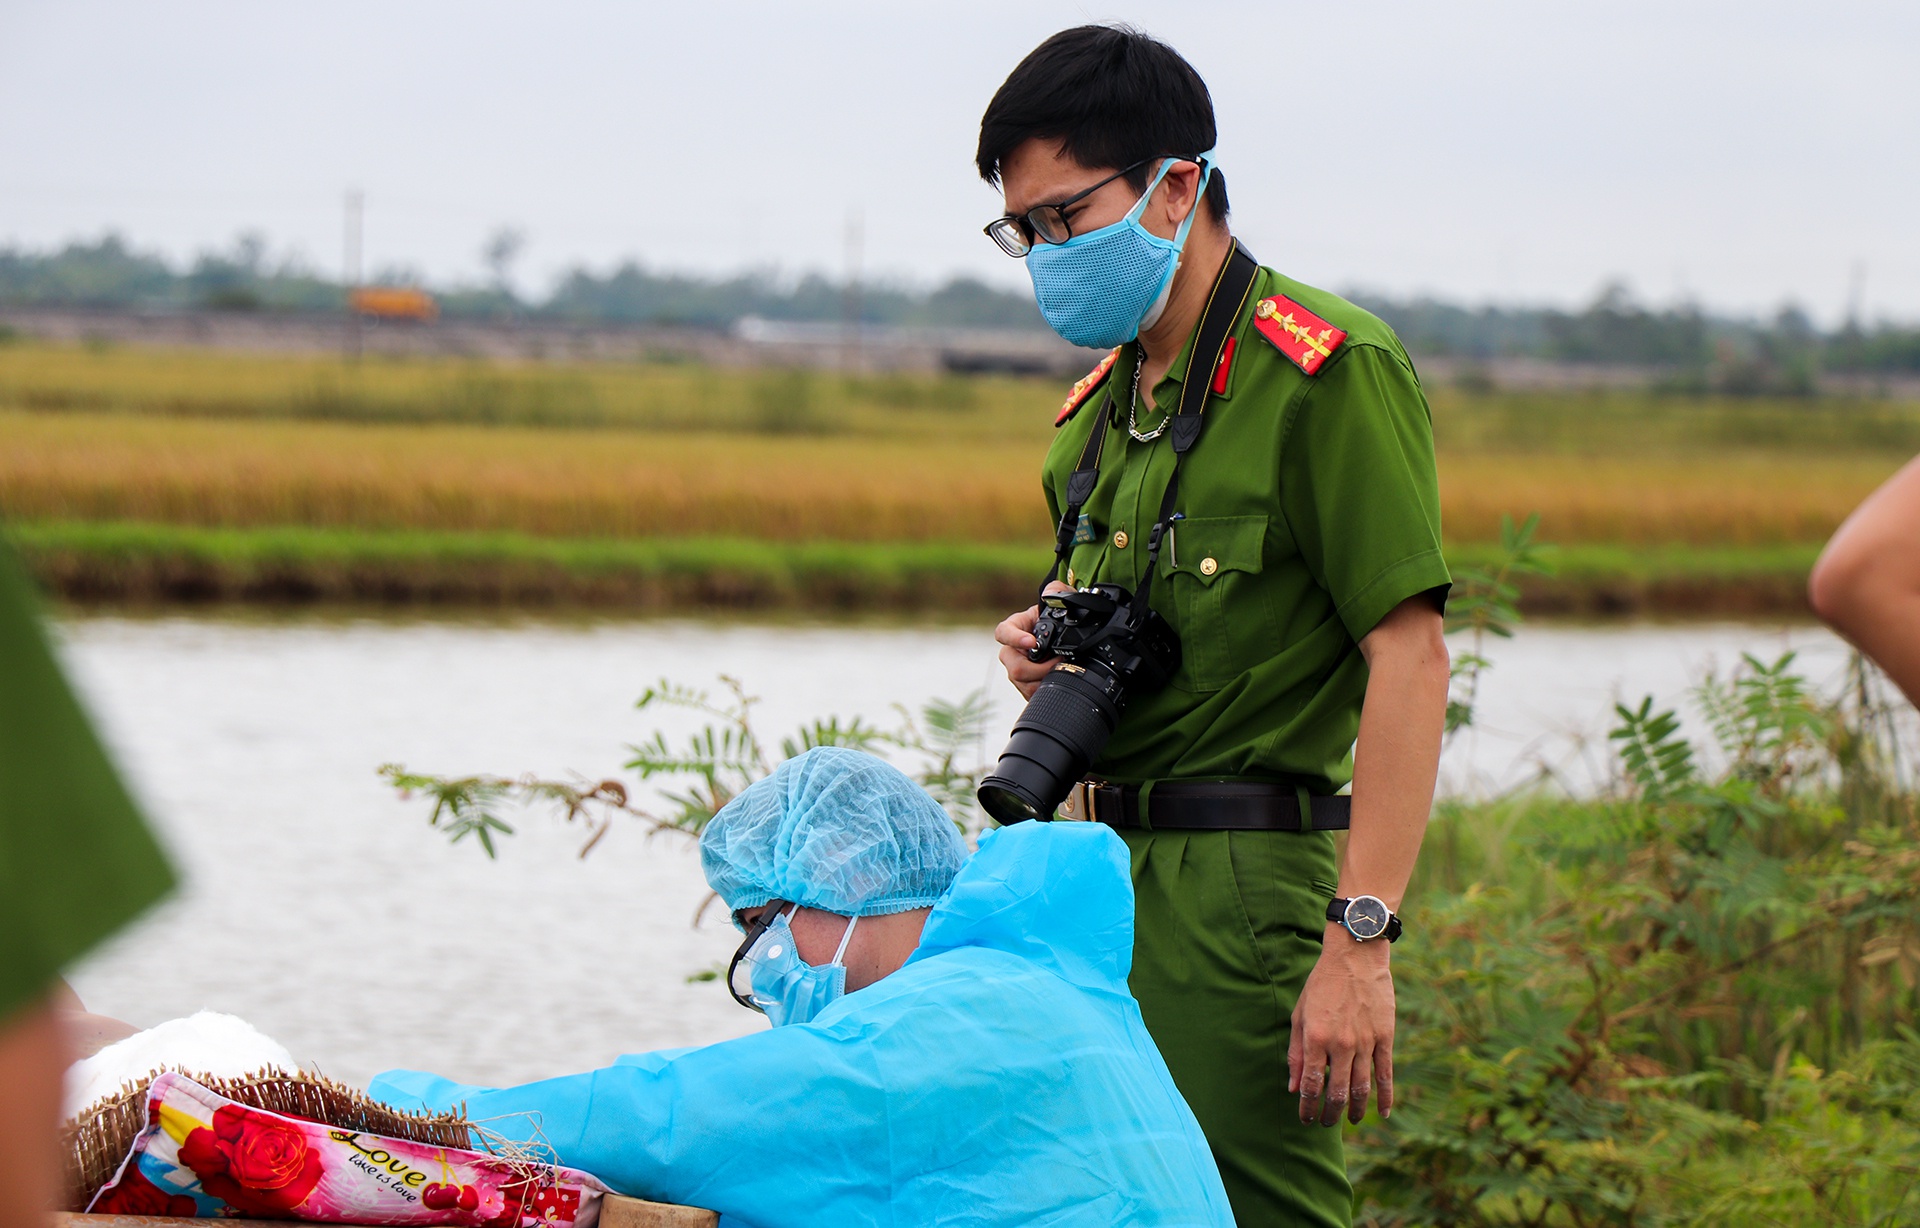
[56,612,1865,1091]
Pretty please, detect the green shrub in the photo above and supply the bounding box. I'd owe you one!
[1355,655,1920,1226]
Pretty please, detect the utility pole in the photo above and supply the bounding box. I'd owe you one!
[842,208,863,373]
[344,189,363,361]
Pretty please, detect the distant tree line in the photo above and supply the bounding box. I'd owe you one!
[6,234,1920,386]
[1351,281,1920,391]
[0,234,1047,333]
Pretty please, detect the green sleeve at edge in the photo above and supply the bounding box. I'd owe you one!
[1336,548,1454,644]
[0,540,175,1022]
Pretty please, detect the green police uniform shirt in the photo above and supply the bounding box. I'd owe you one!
[1043,265,1450,793]
[0,538,174,1021]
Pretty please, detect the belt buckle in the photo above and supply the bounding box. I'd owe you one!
[1059,778,1117,823]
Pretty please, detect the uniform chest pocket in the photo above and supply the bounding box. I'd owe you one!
[1064,539,1108,591]
[1158,514,1276,692]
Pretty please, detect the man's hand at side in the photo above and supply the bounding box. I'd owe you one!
[1289,934,1395,1125]
[1288,594,1448,1126]
[994,581,1072,699]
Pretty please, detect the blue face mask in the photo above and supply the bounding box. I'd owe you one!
[1025,153,1217,350]
[742,906,859,1028]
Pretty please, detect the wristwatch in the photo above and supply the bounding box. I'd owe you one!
[1326,895,1402,943]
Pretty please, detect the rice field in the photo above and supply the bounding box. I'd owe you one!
[1437,452,1898,546]
[0,408,1895,549]
[0,340,1913,609]
[0,343,1015,436]
[0,410,1048,542]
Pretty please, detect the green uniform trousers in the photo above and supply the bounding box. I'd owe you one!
[1124,828,1352,1228]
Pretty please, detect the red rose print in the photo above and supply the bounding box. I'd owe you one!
[527,1186,581,1223]
[93,1164,198,1218]
[178,1104,324,1216]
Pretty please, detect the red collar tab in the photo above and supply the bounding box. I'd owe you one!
[1055,348,1120,427]
[1209,336,1237,395]
[1251,295,1347,375]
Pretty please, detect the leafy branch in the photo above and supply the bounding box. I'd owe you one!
[1445,511,1556,740]
[385,676,995,858]
[1609,696,1697,802]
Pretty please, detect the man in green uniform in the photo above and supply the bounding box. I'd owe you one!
[977,27,1451,1227]
[0,538,175,1226]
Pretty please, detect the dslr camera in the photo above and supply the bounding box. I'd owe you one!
[977,583,1180,823]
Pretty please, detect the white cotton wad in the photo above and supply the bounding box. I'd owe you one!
[65,1010,299,1119]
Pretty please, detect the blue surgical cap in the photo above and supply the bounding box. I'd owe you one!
[701,747,968,928]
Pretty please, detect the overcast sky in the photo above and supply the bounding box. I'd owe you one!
[3,1,1918,322]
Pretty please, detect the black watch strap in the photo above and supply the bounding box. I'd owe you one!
[1326,896,1403,943]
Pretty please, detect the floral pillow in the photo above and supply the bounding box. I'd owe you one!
[89,1073,608,1226]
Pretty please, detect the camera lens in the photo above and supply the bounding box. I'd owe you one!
[977,665,1123,823]
[976,780,1047,824]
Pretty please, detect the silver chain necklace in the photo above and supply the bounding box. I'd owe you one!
[1125,353,1170,443]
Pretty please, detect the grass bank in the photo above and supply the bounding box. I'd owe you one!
[5,522,1049,612]
[1448,540,1823,616]
[8,521,1823,616]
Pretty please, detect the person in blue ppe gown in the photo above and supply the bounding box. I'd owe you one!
[371,747,1233,1228]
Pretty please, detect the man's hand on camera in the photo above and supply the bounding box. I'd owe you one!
[995,581,1072,699]
[1287,932,1395,1127]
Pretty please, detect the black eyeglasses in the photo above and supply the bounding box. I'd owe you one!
[726,908,782,1012]
[984,157,1172,258]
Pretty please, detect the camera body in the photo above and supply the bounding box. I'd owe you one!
[1026,584,1179,684]
[977,584,1181,824]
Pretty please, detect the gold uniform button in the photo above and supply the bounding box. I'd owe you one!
[1200,557,1219,576]
[1113,530,1129,549]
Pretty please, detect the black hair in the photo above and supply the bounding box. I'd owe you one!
[976,25,1229,222]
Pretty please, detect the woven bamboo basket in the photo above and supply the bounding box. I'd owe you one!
[61,1067,473,1213]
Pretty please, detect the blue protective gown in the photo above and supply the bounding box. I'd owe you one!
[370,821,1234,1228]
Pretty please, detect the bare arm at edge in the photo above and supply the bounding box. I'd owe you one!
[1810,454,1920,707]
[1289,595,1448,1127]
[0,996,73,1228]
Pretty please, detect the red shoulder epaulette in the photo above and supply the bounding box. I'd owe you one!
[1055,348,1120,426]
[1251,295,1347,376]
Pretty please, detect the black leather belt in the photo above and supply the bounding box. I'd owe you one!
[1062,780,1352,832]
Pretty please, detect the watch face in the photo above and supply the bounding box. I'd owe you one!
[1344,896,1390,940]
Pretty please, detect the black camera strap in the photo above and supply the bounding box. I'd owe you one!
[1043,240,1260,602]
[1132,239,1261,623]
[1043,401,1112,597]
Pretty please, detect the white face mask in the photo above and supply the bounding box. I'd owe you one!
[734,906,859,1028]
